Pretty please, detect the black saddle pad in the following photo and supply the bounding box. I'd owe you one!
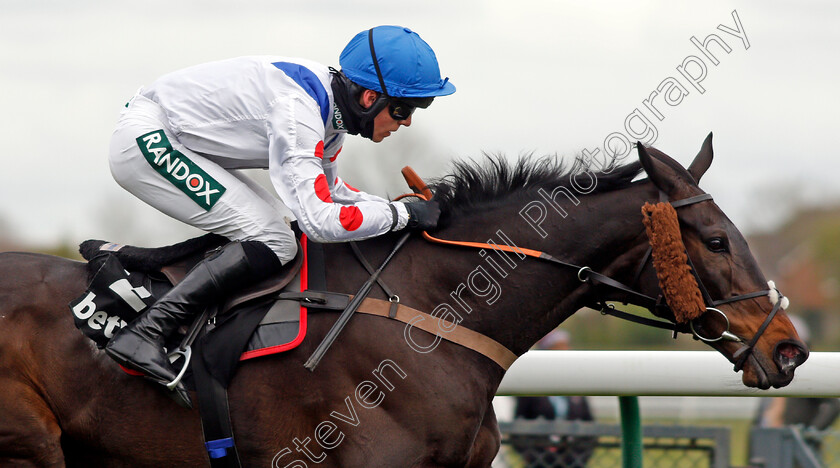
[69,235,323,387]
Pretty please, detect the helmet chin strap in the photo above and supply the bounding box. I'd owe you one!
[359,95,389,140]
[330,68,388,140]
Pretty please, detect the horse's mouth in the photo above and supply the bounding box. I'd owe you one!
[744,354,772,389]
[742,353,794,390]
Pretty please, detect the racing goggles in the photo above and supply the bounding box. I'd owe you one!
[388,96,435,121]
[388,100,416,121]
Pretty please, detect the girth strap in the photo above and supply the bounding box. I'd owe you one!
[193,339,242,468]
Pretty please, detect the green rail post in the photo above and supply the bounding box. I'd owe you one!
[619,396,643,468]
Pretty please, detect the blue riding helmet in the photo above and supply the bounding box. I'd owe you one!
[340,25,456,98]
[331,26,455,140]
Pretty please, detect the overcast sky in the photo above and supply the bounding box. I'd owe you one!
[1,0,838,247]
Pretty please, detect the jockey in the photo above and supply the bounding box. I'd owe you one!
[105,25,455,407]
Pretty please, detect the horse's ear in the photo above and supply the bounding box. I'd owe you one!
[638,142,679,196]
[687,132,714,183]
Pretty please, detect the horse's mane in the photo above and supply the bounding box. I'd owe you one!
[430,154,644,227]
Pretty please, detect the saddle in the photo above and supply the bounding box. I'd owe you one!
[72,231,349,385]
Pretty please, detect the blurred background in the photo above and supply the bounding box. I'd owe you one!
[3,1,839,465]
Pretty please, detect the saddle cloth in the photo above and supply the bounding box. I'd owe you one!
[70,233,321,385]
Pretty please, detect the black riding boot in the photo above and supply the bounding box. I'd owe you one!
[105,240,283,408]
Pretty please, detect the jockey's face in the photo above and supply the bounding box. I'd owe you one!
[360,90,412,143]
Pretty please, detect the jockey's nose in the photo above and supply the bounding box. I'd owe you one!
[400,115,412,127]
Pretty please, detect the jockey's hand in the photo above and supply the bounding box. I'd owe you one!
[403,200,440,231]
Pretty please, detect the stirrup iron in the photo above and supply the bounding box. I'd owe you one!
[166,346,192,391]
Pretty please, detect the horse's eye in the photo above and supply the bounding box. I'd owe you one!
[706,237,729,253]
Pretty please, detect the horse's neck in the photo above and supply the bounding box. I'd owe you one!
[427,183,654,357]
[320,183,654,371]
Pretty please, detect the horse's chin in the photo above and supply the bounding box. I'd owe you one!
[741,361,771,390]
[741,354,794,390]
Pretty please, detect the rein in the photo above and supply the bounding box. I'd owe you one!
[421,192,787,372]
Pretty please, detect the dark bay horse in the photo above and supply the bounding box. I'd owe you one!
[0,135,808,467]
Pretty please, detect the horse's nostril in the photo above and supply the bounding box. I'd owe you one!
[775,342,809,374]
[778,343,800,359]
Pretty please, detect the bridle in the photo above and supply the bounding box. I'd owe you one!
[421,191,788,372]
[619,192,786,372]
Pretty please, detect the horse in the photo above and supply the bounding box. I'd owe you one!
[0,134,808,467]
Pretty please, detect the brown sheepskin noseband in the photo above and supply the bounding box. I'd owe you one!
[641,202,706,323]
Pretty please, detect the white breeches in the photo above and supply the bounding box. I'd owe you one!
[109,95,297,264]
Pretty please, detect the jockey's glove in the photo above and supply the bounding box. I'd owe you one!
[404,200,441,231]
